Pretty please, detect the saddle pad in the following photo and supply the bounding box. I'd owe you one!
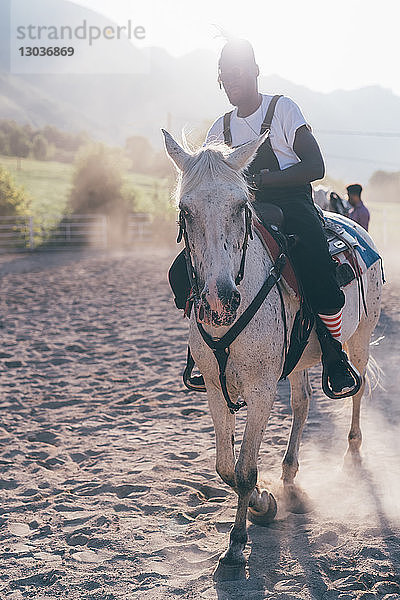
[324,214,381,269]
[253,220,299,296]
[335,260,356,288]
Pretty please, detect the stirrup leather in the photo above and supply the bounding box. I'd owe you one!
[183,347,206,392]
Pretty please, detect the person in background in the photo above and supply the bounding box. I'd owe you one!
[347,183,370,231]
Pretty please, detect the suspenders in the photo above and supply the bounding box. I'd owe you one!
[223,94,283,148]
[223,111,233,146]
[260,94,282,135]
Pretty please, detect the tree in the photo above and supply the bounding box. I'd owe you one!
[69,144,126,213]
[0,131,9,155]
[9,128,31,170]
[125,136,155,173]
[32,134,49,161]
[68,144,131,245]
[0,167,30,216]
[367,170,400,203]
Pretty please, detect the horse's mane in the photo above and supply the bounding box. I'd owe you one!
[174,143,250,206]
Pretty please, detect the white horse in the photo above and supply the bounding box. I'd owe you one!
[314,185,349,216]
[163,130,382,569]
[313,185,330,211]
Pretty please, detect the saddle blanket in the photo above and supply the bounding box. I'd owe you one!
[253,220,299,295]
[324,213,381,270]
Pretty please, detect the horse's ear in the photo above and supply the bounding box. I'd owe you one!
[224,130,269,171]
[161,129,191,171]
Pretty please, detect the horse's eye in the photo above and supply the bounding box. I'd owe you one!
[181,208,190,218]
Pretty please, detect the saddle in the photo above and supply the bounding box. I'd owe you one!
[257,203,360,295]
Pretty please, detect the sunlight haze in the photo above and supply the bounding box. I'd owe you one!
[76,0,400,95]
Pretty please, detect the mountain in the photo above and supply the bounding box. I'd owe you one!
[262,76,400,182]
[0,0,399,182]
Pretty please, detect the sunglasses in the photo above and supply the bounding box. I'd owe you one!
[218,65,244,85]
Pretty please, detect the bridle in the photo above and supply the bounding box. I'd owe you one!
[177,203,254,304]
[177,201,287,414]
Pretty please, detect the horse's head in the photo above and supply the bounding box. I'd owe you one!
[163,129,266,327]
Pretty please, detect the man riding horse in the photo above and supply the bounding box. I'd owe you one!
[169,38,359,397]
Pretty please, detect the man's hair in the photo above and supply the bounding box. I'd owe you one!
[346,183,362,197]
[218,38,257,69]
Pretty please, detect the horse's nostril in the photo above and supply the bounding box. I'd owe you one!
[200,290,210,310]
[231,290,241,309]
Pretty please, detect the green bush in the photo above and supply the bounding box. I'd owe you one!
[0,166,30,216]
[68,144,133,245]
[69,144,129,216]
[32,134,49,161]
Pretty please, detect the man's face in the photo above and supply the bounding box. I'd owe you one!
[347,193,358,207]
[218,58,258,106]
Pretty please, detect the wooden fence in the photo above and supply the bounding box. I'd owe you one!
[0,213,152,251]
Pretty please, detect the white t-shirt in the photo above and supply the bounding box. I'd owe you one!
[205,94,308,171]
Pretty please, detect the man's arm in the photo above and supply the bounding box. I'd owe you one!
[259,125,325,187]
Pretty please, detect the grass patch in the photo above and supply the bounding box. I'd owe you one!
[0,154,175,223]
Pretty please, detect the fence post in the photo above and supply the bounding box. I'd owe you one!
[102,215,108,249]
[29,216,34,250]
[66,222,71,243]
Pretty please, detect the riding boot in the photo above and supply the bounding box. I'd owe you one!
[315,316,362,399]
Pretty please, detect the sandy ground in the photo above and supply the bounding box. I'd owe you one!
[0,246,399,600]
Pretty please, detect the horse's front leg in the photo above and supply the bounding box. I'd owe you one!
[206,385,237,492]
[220,385,276,567]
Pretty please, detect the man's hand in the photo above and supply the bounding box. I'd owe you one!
[260,125,325,187]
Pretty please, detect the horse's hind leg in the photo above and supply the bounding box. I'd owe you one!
[344,324,371,466]
[345,262,382,466]
[281,369,312,512]
[282,369,311,485]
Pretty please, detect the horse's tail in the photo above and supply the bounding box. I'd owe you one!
[342,340,385,399]
[365,352,385,398]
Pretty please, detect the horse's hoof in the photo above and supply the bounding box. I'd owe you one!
[343,449,363,472]
[218,546,246,566]
[213,560,246,582]
[248,492,277,526]
[283,484,312,514]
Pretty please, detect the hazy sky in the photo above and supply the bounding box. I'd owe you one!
[76,0,400,96]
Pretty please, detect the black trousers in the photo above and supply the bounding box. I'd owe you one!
[253,192,344,315]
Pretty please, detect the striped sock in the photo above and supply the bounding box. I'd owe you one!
[319,309,343,342]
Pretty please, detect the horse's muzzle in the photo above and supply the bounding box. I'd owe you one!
[198,284,241,327]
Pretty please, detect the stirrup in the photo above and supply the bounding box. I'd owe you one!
[321,358,362,399]
[183,347,206,392]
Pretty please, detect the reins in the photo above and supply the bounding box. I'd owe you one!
[178,205,287,414]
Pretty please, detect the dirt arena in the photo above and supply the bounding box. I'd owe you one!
[0,246,399,600]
